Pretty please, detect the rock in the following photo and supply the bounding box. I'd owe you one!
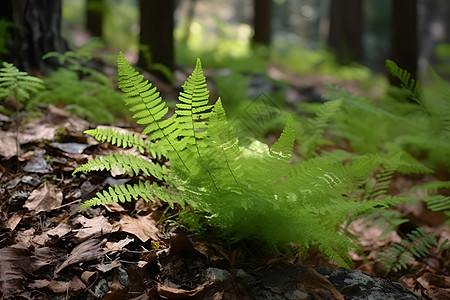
[316,267,422,300]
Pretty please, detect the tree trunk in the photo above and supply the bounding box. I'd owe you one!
[253,0,272,46]
[138,0,174,81]
[390,0,417,86]
[327,0,363,64]
[86,0,103,37]
[2,0,69,72]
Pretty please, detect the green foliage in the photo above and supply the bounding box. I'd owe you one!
[0,19,18,60]
[0,62,45,102]
[27,67,126,124]
[74,53,426,268]
[386,60,422,105]
[377,227,437,274]
[323,68,450,171]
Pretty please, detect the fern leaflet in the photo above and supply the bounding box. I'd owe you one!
[0,62,45,101]
[377,227,437,274]
[73,152,167,180]
[386,59,422,106]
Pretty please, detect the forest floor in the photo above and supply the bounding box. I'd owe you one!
[0,71,449,299]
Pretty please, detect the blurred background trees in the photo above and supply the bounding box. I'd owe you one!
[0,0,449,83]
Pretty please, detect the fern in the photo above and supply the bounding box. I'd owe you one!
[0,62,44,102]
[73,152,168,180]
[84,128,166,158]
[377,227,437,274]
[298,99,342,159]
[386,59,422,106]
[80,181,172,210]
[75,53,423,268]
[27,67,126,124]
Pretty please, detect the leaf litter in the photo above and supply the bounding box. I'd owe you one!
[0,103,449,299]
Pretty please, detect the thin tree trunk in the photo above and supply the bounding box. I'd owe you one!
[253,0,272,46]
[138,0,174,81]
[2,0,69,72]
[86,0,103,37]
[390,0,417,86]
[327,0,363,64]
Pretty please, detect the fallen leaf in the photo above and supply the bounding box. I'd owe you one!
[33,222,72,246]
[0,246,55,297]
[56,238,106,274]
[157,283,207,299]
[5,212,22,231]
[0,129,19,159]
[81,271,96,284]
[24,182,63,213]
[120,214,160,242]
[14,228,35,247]
[96,260,122,273]
[417,272,450,289]
[72,215,119,242]
[105,236,135,252]
[19,121,55,144]
[30,276,86,293]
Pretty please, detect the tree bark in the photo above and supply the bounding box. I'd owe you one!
[327,0,363,64]
[138,0,174,81]
[1,0,69,72]
[86,0,103,37]
[390,0,417,86]
[1,0,68,73]
[253,0,272,46]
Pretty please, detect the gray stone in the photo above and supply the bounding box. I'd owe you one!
[316,267,422,300]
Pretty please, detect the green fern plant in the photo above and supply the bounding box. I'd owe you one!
[0,62,44,103]
[74,52,421,268]
[377,227,437,274]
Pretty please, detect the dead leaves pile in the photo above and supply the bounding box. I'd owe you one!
[1,105,449,299]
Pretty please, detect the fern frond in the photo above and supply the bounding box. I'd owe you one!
[269,114,295,163]
[79,181,172,210]
[413,181,450,193]
[0,62,45,102]
[299,99,342,158]
[386,60,422,106]
[73,152,168,180]
[117,52,190,169]
[84,128,165,158]
[175,58,212,145]
[378,227,437,274]
[423,195,450,212]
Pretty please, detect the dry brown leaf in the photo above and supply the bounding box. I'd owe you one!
[33,222,72,246]
[14,228,35,247]
[24,182,63,213]
[72,215,119,242]
[105,236,135,252]
[30,276,86,293]
[5,212,22,231]
[120,214,159,242]
[81,271,96,284]
[417,272,450,289]
[56,238,106,274]
[105,202,127,213]
[0,130,19,159]
[0,246,55,297]
[298,268,344,300]
[157,282,207,299]
[18,122,55,144]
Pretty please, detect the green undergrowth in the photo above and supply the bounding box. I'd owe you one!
[73,52,437,268]
[26,51,127,124]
